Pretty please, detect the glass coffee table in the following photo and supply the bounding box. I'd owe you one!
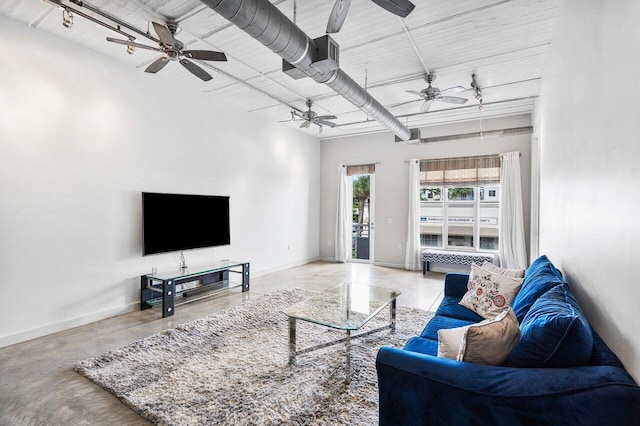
[282,283,401,382]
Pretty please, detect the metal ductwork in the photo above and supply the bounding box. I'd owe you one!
[199,0,412,141]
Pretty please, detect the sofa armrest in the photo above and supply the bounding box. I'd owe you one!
[376,347,640,425]
[444,272,469,298]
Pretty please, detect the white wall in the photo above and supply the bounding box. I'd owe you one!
[538,0,640,381]
[0,17,320,346]
[320,115,532,267]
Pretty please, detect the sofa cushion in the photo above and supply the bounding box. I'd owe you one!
[507,284,593,368]
[512,255,564,322]
[459,263,523,319]
[420,315,476,340]
[482,261,525,278]
[436,296,485,322]
[438,308,520,365]
[403,336,438,356]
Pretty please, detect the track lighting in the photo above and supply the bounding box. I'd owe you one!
[471,74,483,111]
[62,9,73,28]
[126,40,135,55]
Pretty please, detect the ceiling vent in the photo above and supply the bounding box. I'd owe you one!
[283,35,340,79]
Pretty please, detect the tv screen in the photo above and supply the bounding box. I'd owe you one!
[142,192,230,255]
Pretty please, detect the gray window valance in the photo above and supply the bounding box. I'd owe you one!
[420,154,500,186]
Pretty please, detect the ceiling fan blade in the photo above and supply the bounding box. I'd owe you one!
[439,85,466,96]
[420,100,432,112]
[179,59,213,81]
[182,50,227,61]
[145,57,170,74]
[439,96,468,104]
[370,0,415,18]
[300,121,311,129]
[316,119,337,128]
[326,0,351,34]
[390,99,421,108]
[407,90,425,98]
[315,115,338,120]
[106,37,162,52]
[153,22,176,49]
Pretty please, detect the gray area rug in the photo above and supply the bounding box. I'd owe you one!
[75,288,433,425]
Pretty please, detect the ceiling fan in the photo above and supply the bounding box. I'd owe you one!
[106,22,227,81]
[291,100,338,133]
[395,74,468,112]
[326,0,416,33]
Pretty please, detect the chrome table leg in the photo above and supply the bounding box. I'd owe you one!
[289,317,296,365]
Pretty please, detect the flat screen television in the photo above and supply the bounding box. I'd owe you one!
[142,192,230,255]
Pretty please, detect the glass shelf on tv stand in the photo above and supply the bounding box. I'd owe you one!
[141,260,250,318]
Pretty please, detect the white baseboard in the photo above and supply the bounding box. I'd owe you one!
[251,256,320,278]
[318,258,405,269]
[373,261,405,269]
[0,301,139,349]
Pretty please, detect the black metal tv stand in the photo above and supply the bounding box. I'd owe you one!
[140,260,250,318]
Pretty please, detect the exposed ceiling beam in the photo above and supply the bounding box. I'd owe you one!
[397,16,429,76]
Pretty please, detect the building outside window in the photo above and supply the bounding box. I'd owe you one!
[420,185,500,251]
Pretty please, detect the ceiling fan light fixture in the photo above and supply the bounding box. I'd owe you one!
[62,9,73,28]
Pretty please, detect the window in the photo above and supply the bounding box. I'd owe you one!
[418,154,501,252]
[420,185,500,250]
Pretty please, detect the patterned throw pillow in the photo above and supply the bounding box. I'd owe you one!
[437,308,520,365]
[459,263,524,319]
[481,261,525,279]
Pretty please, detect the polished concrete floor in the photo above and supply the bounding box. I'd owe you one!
[0,261,445,426]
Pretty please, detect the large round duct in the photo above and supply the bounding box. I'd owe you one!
[200,0,412,141]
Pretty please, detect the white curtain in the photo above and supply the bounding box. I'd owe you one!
[405,159,421,270]
[499,151,528,269]
[335,163,351,263]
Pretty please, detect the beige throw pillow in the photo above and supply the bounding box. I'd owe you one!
[436,323,470,360]
[481,261,525,279]
[437,308,520,365]
[460,263,523,319]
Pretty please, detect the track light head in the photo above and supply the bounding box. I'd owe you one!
[62,9,73,28]
[126,41,135,55]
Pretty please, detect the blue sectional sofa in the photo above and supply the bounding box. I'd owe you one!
[376,255,640,425]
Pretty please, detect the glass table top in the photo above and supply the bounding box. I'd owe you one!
[282,283,401,330]
[145,260,246,281]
